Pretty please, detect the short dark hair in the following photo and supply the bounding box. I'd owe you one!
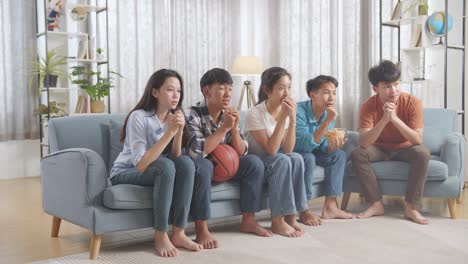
[306,75,338,96]
[368,60,400,86]
[200,68,233,92]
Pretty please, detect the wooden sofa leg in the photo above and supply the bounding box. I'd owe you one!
[341,192,351,210]
[89,234,102,260]
[51,216,62,237]
[447,198,457,219]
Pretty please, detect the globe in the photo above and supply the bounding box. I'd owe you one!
[427,11,453,36]
[70,6,87,21]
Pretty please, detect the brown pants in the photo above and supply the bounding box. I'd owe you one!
[350,144,430,204]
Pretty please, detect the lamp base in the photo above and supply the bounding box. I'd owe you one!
[237,80,256,110]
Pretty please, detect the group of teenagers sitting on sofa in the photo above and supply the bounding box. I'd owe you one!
[110,60,431,257]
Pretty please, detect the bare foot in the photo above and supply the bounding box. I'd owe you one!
[240,213,272,237]
[154,231,178,257]
[404,205,429,225]
[284,214,304,234]
[271,216,302,237]
[299,210,322,226]
[357,201,385,219]
[171,227,203,252]
[194,220,219,249]
[322,206,354,219]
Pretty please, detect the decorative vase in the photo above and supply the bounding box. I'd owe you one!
[90,99,105,113]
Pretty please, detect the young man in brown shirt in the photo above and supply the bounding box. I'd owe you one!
[350,60,431,224]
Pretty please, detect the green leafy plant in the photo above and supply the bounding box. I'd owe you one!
[402,0,428,16]
[71,66,123,101]
[96,48,103,54]
[28,48,69,95]
[35,101,66,117]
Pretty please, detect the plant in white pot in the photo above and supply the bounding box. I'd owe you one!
[71,66,122,113]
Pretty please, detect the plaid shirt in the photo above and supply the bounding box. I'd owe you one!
[187,100,248,159]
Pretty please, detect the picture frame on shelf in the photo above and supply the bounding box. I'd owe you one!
[47,0,64,31]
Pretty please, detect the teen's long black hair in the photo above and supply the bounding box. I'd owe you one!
[120,69,190,153]
[257,67,291,104]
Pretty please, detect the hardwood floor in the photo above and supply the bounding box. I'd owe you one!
[1,177,466,263]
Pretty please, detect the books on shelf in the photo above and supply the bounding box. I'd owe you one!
[390,0,402,20]
[77,40,89,59]
[410,24,422,47]
[74,95,88,113]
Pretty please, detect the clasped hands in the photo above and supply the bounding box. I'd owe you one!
[167,110,185,135]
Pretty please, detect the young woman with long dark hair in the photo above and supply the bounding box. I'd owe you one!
[110,69,202,257]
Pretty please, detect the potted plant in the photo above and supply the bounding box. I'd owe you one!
[418,0,428,16]
[96,48,104,60]
[36,101,67,117]
[402,0,429,16]
[71,66,122,113]
[29,48,69,95]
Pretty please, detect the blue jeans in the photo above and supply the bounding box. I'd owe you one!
[110,156,195,232]
[260,153,308,218]
[190,155,265,220]
[302,149,347,199]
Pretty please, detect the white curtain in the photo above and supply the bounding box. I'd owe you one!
[269,0,377,130]
[0,1,38,141]
[108,0,241,113]
[108,0,378,131]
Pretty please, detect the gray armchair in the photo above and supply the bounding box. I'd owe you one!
[341,108,465,219]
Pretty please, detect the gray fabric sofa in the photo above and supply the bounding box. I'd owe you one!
[341,108,466,219]
[41,113,349,259]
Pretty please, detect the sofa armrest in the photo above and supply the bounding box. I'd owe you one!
[343,131,360,160]
[41,148,108,218]
[440,133,466,179]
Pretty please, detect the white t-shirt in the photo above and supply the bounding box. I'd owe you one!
[243,101,289,155]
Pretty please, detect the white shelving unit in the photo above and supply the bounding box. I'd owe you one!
[380,0,466,134]
[35,0,109,157]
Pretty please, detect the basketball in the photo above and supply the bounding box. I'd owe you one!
[208,144,240,182]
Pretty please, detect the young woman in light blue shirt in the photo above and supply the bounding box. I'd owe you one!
[110,69,202,257]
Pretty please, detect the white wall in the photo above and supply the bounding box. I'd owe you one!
[0,140,40,179]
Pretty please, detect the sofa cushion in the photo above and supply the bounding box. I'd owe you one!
[109,118,125,170]
[103,184,152,209]
[103,181,242,210]
[311,166,325,184]
[345,159,448,181]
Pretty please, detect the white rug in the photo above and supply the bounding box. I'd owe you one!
[32,214,468,264]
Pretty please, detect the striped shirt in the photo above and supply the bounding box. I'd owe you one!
[186,100,248,159]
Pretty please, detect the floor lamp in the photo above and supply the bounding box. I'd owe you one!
[231,56,262,110]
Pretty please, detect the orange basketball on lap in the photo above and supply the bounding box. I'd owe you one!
[208,144,240,182]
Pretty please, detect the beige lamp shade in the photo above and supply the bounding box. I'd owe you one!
[231,56,262,75]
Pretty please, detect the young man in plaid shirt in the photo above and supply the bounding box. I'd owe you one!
[187,68,271,249]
